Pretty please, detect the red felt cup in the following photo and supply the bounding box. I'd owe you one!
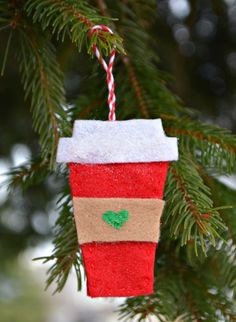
[81,241,157,297]
[69,162,168,199]
[68,162,168,297]
[56,119,178,297]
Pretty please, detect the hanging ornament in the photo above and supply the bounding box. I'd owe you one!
[56,25,178,298]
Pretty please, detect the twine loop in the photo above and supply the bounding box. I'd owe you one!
[89,25,116,121]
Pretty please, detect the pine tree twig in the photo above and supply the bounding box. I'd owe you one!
[166,127,236,155]
[28,0,93,27]
[77,98,102,118]
[2,1,236,317]
[120,255,236,321]
[30,36,60,146]
[0,2,19,76]
[164,154,226,255]
[17,26,70,168]
[25,0,125,56]
[184,292,200,322]
[161,116,236,174]
[34,193,82,293]
[1,1,71,168]
[91,0,188,121]
[1,29,12,76]
[96,0,150,118]
[191,161,236,243]
[169,165,206,232]
[6,158,49,190]
[44,246,80,294]
[123,59,150,118]
[70,9,93,28]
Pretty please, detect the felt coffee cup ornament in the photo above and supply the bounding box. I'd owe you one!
[56,25,178,297]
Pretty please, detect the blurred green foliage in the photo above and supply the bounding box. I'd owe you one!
[0,261,48,322]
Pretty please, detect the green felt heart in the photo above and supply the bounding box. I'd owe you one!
[102,210,129,229]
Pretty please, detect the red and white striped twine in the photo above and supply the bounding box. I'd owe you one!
[89,25,116,121]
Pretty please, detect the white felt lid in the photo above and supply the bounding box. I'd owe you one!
[56,119,178,164]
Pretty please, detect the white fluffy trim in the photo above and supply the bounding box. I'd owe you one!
[56,119,178,163]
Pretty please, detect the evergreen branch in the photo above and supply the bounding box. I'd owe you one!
[0,1,21,74]
[6,157,49,190]
[1,0,73,168]
[34,192,82,293]
[112,1,188,120]
[119,249,236,321]
[2,0,236,317]
[164,117,236,174]
[17,26,70,168]
[96,0,149,118]
[164,154,226,255]
[1,29,12,76]
[204,175,236,244]
[219,242,236,294]
[123,58,150,118]
[71,0,187,120]
[25,0,125,56]
[166,120,236,154]
[0,1,14,25]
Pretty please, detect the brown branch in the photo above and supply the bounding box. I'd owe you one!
[123,59,149,118]
[184,292,202,322]
[96,0,150,118]
[77,98,102,118]
[57,247,79,274]
[52,0,94,28]
[28,34,60,148]
[73,12,93,28]
[96,0,108,16]
[169,164,207,232]
[166,127,236,154]
[9,159,48,187]
[196,161,236,242]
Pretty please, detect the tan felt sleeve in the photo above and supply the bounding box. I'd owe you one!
[73,197,165,244]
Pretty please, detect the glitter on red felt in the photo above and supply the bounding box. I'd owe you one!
[81,241,157,297]
[69,162,168,199]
